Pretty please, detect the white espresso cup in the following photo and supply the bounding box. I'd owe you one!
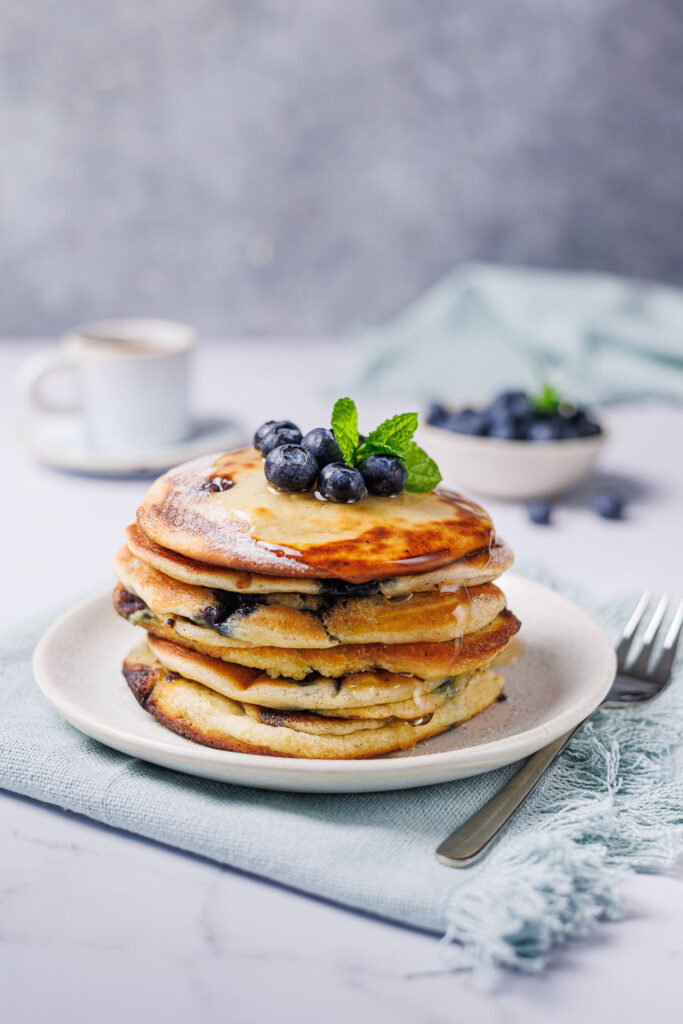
[19,318,197,451]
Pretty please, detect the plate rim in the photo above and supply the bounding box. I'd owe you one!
[32,574,617,788]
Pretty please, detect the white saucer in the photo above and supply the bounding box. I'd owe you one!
[17,414,245,476]
[33,575,616,793]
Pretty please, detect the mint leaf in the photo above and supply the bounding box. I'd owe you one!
[356,437,405,460]
[530,383,561,414]
[363,412,418,452]
[401,441,442,492]
[331,397,359,465]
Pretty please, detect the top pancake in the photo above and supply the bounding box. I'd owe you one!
[125,523,513,596]
[136,448,496,583]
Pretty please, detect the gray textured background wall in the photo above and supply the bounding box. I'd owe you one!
[1,0,682,336]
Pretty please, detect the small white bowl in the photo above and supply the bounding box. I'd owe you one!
[419,420,607,500]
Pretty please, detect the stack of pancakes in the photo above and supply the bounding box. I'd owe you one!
[113,448,521,759]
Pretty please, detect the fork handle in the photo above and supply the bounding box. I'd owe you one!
[436,726,579,867]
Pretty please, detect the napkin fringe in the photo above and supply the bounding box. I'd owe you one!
[441,684,683,977]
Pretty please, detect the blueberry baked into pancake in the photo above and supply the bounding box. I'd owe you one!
[113,399,521,759]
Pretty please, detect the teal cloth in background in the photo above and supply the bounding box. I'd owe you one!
[1,574,681,975]
[359,263,683,403]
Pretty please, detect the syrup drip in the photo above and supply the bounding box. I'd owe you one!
[389,593,414,605]
[484,527,497,571]
[407,713,434,727]
[439,585,472,645]
[412,680,434,713]
[434,583,472,671]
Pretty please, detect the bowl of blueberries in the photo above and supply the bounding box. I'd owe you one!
[421,385,606,500]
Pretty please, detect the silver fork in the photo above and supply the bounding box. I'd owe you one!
[436,592,683,868]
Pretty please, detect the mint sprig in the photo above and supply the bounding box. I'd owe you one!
[330,398,442,492]
[360,412,418,458]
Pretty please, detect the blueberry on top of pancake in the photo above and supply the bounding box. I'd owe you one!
[136,448,496,582]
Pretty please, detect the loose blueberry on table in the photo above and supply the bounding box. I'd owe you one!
[252,398,442,503]
[526,500,552,525]
[427,386,602,442]
[591,491,624,520]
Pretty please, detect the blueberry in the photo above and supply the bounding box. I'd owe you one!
[470,410,493,435]
[489,390,530,420]
[301,428,343,468]
[512,412,534,440]
[254,420,300,452]
[445,409,490,436]
[427,402,447,425]
[440,413,462,432]
[527,419,560,442]
[550,413,573,439]
[556,418,578,440]
[202,475,234,493]
[318,463,366,503]
[591,491,624,520]
[527,500,552,525]
[557,407,602,439]
[358,454,407,496]
[575,413,602,437]
[488,416,521,441]
[254,420,279,448]
[260,425,303,455]
[264,445,318,492]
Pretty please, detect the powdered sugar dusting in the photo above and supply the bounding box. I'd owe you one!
[141,453,313,575]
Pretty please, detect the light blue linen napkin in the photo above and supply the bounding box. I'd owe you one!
[358,262,683,403]
[1,575,681,976]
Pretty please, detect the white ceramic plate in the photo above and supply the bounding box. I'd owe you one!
[33,575,615,793]
[17,413,245,476]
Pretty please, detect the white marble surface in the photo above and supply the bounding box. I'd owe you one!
[2,338,682,1023]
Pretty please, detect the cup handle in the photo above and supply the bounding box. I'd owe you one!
[16,349,82,415]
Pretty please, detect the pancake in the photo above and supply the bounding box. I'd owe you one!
[115,584,520,679]
[114,547,331,648]
[135,448,496,582]
[146,632,480,714]
[125,522,514,596]
[240,706,390,736]
[123,641,505,759]
[113,549,506,648]
[237,676,493,732]
[314,683,466,721]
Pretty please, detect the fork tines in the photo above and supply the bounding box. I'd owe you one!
[617,591,683,683]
